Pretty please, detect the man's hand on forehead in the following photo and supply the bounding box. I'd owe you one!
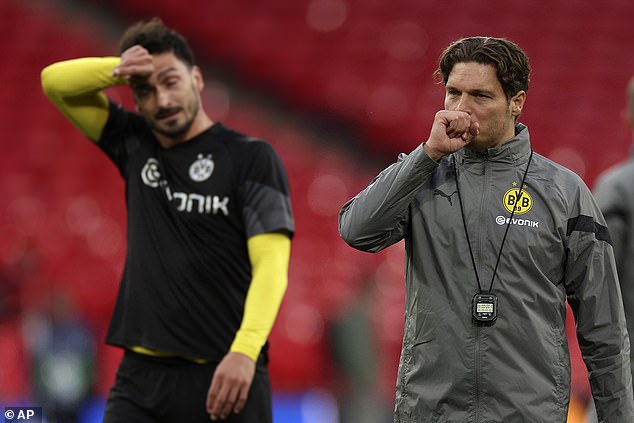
[113,44,154,81]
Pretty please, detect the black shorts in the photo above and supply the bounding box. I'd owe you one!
[103,350,272,423]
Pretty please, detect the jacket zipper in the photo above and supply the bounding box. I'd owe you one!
[474,156,490,423]
[474,325,481,423]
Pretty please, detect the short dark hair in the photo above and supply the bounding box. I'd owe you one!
[435,36,530,100]
[118,17,195,68]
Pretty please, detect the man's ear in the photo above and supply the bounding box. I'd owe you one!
[511,90,526,118]
[193,66,204,92]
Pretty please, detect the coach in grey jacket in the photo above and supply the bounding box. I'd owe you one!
[339,37,634,422]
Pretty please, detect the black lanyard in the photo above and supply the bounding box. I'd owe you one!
[453,149,533,310]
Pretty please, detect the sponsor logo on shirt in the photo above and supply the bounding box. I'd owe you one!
[140,157,229,216]
[495,215,539,228]
[141,158,161,188]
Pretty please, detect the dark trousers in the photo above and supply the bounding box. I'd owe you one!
[103,350,272,423]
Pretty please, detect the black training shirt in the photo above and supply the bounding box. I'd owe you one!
[97,102,294,362]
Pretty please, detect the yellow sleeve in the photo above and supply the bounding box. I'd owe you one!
[41,57,126,142]
[230,232,291,361]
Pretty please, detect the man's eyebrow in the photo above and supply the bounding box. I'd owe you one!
[452,86,496,96]
[157,67,178,80]
[444,84,460,92]
[470,88,495,95]
[445,83,495,95]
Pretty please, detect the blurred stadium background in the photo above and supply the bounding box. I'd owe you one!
[1,0,633,422]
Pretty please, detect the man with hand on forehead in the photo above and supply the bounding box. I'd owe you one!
[42,17,293,422]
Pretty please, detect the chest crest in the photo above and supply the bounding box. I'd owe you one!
[189,154,215,182]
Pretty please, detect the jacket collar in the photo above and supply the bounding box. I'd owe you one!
[456,123,532,166]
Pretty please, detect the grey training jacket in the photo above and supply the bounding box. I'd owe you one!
[339,124,634,422]
[593,148,634,390]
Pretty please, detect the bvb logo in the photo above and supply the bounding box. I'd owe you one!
[189,154,214,182]
[503,188,533,214]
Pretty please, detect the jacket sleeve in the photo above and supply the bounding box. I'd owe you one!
[338,143,439,253]
[593,172,629,274]
[564,184,634,421]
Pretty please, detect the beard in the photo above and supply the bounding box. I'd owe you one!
[146,83,201,139]
[466,111,515,152]
[152,112,194,138]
